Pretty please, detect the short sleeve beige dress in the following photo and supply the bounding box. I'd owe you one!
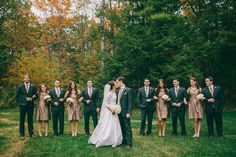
[36,92,50,121]
[67,90,81,121]
[187,87,204,119]
[157,89,168,119]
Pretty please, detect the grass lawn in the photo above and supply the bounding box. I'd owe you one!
[0,108,235,157]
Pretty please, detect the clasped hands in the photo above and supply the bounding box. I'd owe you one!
[54,98,64,106]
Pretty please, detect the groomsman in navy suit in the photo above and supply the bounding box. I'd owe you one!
[80,79,100,136]
[137,79,156,136]
[168,79,187,136]
[16,74,37,140]
[49,80,66,136]
[202,76,224,138]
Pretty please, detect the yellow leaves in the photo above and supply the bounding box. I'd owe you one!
[7,47,61,88]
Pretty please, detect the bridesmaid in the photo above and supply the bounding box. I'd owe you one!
[154,79,169,137]
[64,81,82,137]
[36,84,51,137]
[187,77,204,137]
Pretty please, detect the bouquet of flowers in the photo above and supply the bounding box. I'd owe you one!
[66,98,74,106]
[43,95,51,102]
[197,94,205,100]
[109,105,121,114]
[162,94,169,101]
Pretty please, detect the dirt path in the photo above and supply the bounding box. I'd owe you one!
[0,119,27,157]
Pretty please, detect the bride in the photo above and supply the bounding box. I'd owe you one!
[88,80,123,148]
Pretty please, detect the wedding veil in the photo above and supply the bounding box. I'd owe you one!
[100,84,111,114]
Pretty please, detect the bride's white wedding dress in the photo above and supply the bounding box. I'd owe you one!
[88,85,123,148]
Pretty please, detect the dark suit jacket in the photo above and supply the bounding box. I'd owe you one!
[202,86,223,113]
[168,87,187,111]
[116,87,132,117]
[137,86,156,111]
[49,88,66,112]
[80,87,100,112]
[16,83,37,106]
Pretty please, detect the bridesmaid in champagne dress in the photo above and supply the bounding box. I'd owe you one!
[154,79,170,137]
[65,81,82,137]
[187,77,204,137]
[36,84,51,137]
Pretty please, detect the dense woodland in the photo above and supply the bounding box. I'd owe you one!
[0,0,235,107]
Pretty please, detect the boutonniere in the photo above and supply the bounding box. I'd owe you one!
[121,88,127,96]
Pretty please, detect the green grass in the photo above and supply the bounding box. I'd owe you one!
[0,109,236,157]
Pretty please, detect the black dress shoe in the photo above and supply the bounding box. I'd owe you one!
[140,133,145,136]
[30,135,35,138]
[208,135,213,139]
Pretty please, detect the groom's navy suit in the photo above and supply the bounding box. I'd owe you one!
[116,86,133,146]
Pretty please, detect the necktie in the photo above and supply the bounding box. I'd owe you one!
[56,88,60,97]
[25,84,29,93]
[89,88,92,97]
[209,86,214,96]
[145,87,148,97]
[118,88,123,105]
[175,87,178,97]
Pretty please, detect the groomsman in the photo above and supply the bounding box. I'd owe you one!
[80,79,100,136]
[137,79,156,136]
[16,74,37,140]
[168,79,187,136]
[202,76,224,138]
[116,76,133,148]
[49,80,66,136]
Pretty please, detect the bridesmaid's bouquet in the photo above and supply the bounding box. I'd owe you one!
[44,95,51,102]
[110,105,121,114]
[66,98,74,106]
[197,94,205,100]
[162,94,169,101]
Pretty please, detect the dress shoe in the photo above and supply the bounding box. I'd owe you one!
[20,136,25,140]
[126,146,132,149]
[30,135,35,138]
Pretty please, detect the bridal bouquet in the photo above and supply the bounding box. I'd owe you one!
[44,95,51,102]
[197,94,205,100]
[162,94,169,101]
[110,105,121,114]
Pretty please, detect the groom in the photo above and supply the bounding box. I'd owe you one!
[116,76,133,148]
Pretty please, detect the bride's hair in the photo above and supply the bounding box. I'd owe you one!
[108,80,115,90]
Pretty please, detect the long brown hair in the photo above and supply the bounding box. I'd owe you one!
[157,79,168,94]
[190,77,200,89]
[67,81,78,97]
[38,84,47,93]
